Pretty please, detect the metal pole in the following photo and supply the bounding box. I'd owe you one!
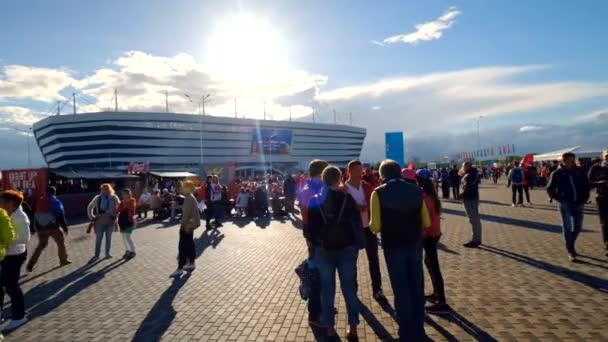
[26,128,31,168]
[73,93,76,114]
[114,89,118,112]
[333,109,336,124]
[263,102,266,120]
[165,91,169,112]
[289,105,292,122]
[199,109,203,170]
[202,95,206,116]
[56,101,60,115]
[234,98,237,118]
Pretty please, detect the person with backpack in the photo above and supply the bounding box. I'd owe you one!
[117,189,137,260]
[170,181,201,277]
[307,166,362,341]
[547,152,591,262]
[297,159,327,328]
[0,191,30,330]
[26,186,71,272]
[87,183,120,262]
[415,170,449,314]
[508,162,525,207]
[370,160,431,342]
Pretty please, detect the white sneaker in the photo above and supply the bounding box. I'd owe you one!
[170,269,184,278]
[184,262,196,271]
[3,317,27,331]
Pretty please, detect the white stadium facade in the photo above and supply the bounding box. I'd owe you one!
[32,112,367,176]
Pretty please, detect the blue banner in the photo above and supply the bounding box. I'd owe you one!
[251,129,292,155]
[385,132,405,167]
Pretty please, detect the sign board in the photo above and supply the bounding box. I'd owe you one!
[128,162,150,174]
[1,168,48,199]
[385,132,405,167]
[251,129,292,155]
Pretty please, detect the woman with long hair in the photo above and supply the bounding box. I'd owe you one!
[415,169,449,314]
[87,183,120,262]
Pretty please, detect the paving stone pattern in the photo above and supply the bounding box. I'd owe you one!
[8,181,608,341]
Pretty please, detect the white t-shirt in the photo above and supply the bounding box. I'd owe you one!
[7,207,31,255]
[139,192,151,204]
[345,181,369,227]
[210,184,223,202]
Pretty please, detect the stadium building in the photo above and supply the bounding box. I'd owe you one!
[32,111,367,178]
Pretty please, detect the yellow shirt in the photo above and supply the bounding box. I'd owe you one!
[0,208,15,261]
[369,190,431,234]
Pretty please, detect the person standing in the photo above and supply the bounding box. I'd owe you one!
[548,153,591,262]
[307,166,361,341]
[171,181,201,277]
[344,160,388,304]
[206,176,224,229]
[136,189,151,220]
[0,207,14,341]
[370,160,431,342]
[26,186,71,272]
[87,184,120,262]
[588,150,608,255]
[414,170,449,314]
[440,168,451,199]
[449,165,461,200]
[508,162,525,207]
[283,174,297,213]
[0,191,29,330]
[460,162,483,248]
[117,189,137,260]
[297,159,328,328]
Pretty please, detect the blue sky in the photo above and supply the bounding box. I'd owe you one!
[1,0,608,167]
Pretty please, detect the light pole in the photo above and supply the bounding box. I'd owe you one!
[476,115,483,149]
[269,134,278,176]
[10,127,31,168]
[185,93,211,174]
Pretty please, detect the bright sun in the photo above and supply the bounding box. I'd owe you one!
[206,13,288,87]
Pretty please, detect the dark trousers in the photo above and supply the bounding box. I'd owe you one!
[596,197,608,249]
[451,183,460,199]
[523,185,531,203]
[1,252,27,320]
[422,236,446,303]
[304,235,322,321]
[441,184,450,199]
[364,227,382,293]
[512,184,523,204]
[27,228,68,269]
[178,229,195,269]
[493,175,499,184]
[384,244,426,341]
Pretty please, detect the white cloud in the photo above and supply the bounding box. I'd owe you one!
[372,106,382,111]
[376,6,461,46]
[0,65,74,102]
[574,107,608,122]
[519,125,543,132]
[0,106,46,127]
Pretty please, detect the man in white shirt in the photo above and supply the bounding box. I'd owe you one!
[137,189,152,220]
[0,191,31,330]
[344,160,388,304]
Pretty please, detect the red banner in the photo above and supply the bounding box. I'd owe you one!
[1,168,48,199]
[128,162,150,174]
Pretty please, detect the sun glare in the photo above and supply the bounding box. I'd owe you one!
[206,13,288,88]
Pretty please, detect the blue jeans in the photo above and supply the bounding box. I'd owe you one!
[384,244,427,342]
[558,202,584,254]
[315,245,360,327]
[94,222,113,257]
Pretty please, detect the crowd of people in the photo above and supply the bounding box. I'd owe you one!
[0,150,607,340]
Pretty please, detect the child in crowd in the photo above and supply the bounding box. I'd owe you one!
[117,188,137,260]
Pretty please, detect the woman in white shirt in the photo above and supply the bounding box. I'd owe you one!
[0,190,31,330]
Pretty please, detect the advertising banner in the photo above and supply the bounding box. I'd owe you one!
[251,129,292,155]
[1,168,48,198]
[385,132,405,167]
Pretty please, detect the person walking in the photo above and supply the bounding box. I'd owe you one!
[344,160,388,304]
[87,184,120,262]
[171,181,201,277]
[370,160,431,342]
[414,170,449,314]
[0,191,30,330]
[26,186,71,272]
[449,165,461,200]
[460,162,483,248]
[117,189,137,260]
[508,162,525,207]
[307,166,361,341]
[297,159,328,328]
[548,152,591,262]
[588,150,608,255]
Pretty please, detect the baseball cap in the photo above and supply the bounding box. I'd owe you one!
[401,168,416,181]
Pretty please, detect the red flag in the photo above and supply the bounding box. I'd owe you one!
[521,154,534,168]
[407,163,414,170]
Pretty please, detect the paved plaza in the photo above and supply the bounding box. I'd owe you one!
[9,181,608,341]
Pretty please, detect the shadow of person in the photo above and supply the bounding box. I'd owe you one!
[359,301,394,341]
[442,208,566,234]
[195,229,225,259]
[480,245,608,292]
[17,259,126,328]
[254,215,271,229]
[440,309,498,342]
[132,273,192,342]
[437,242,459,255]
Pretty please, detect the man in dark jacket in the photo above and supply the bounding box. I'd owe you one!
[449,165,461,200]
[587,151,608,255]
[370,160,431,342]
[459,162,483,248]
[547,152,591,262]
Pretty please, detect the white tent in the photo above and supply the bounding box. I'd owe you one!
[533,146,602,162]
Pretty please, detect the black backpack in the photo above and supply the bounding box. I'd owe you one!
[316,195,353,250]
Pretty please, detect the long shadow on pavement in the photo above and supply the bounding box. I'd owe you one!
[443,208,565,234]
[132,273,191,342]
[480,245,608,292]
[359,301,394,341]
[195,228,224,259]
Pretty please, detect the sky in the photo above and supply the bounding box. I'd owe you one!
[1,0,608,169]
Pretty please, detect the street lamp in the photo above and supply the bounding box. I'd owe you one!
[184,93,211,174]
[10,127,32,168]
